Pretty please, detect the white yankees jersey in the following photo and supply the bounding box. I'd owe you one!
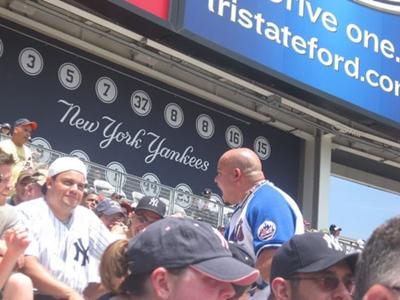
[17,197,114,294]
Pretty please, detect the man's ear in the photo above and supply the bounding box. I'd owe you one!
[271,277,291,300]
[150,267,172,300]
[362,284,395,300]
[45,177,53,190]
[233,168,242,181]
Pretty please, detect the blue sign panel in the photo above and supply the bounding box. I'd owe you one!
[181,0,400,126]
[0,18,301,200]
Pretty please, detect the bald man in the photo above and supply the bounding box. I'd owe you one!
[215,148,304,300]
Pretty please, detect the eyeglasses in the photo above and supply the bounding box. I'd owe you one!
[231,282,257,298]
[288,275,355,293]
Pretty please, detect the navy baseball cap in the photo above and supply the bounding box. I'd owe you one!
[228,241,256,268]
[135,196,166,218]
[14,118,38,130]
[95,199,125,216]
[270,232,358,282]
[127,217,259,286]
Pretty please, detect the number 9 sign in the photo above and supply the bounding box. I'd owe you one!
[140,173,161,197]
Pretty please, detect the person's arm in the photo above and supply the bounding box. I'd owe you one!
[0,228,29,287]
[22,256,84,300]
[0,252,20,288]
[255,247,278,282]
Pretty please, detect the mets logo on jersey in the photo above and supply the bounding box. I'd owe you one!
[353,0,400,14]
[257,220,276,241]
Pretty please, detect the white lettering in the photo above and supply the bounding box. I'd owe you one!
[58,100,100,133]
[57,101,209,172]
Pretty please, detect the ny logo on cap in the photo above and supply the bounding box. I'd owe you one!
[323,233,343,251]
[149,198,159,207]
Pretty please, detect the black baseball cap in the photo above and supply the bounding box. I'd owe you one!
[330,224,342,232]
[127,217,259,286]
[228,241,255,268]
[270,232,358,282]
[135,196,166,218]
[14,118,38,130]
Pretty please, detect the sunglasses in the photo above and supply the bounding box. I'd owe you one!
[288,274,355,293]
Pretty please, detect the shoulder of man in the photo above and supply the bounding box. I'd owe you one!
[0,204,20,235]
[0,139,13,151]
[16,197,47,220]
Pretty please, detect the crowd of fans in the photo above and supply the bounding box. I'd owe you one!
[0,118,398,300]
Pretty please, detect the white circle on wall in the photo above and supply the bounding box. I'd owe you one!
[164,103,184,128]
[253,136,271,160]
[70,149,91,173]
[196,114,215,139]
[106,161,127,188]
[140,172,161,197]
[96,77,118,103]
[58,63,82,90]
[0,38,3,57]
[70,149,90,162]
[225,125,243,148]
[174,183,193,209]
[130,90,152,116]
[30,137,52,164]
[19,47,44,76]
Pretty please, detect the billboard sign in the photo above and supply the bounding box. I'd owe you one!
[180,0,400,126]
[0,18,301,200]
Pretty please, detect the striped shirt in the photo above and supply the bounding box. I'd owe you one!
[17,197,114,294]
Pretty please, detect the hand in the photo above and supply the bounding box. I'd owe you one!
[4,227,30,257]
[16,253,25,269]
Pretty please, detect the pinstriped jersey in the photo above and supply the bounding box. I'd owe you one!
[17,197,114,294]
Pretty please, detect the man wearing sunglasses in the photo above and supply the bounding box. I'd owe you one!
[128,195,166,237]
[269,232,358,300]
